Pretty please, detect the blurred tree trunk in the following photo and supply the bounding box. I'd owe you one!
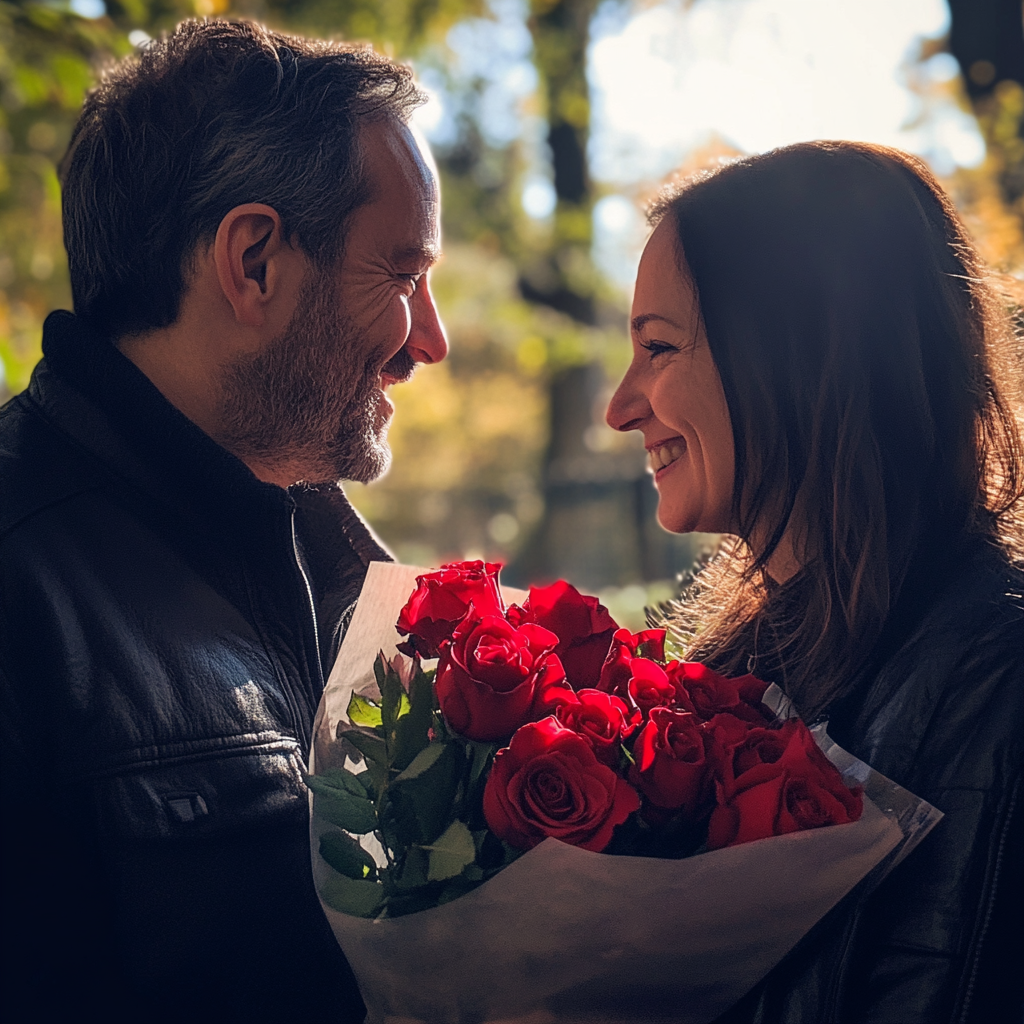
[520,0,598,324]
[511,0,674,590]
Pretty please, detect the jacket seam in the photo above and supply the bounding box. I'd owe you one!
[86,734,301,777]
[953,772,1020,1024]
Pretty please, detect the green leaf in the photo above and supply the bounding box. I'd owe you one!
[319,830,378,880]
[319,874,384,918]
[362,759,389,800]
[393,845,430,890]
[340,728,388,766]
[381,661,410,758]
[420,819,477,881]
[381,742,461,846]
[390,665,436,771]
[307,771,378,834]
[395,741,446,781]
[373,653,387,694]
[347,693,383,729]
[309,767,370,799]
[468,740,497,787]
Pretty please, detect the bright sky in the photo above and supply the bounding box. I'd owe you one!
[588,0,978,182]
[586,0,983,285]
[416,0,984,289]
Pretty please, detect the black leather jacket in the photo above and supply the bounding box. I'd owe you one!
[1,311,387,1022]
[719,537,1024,1023]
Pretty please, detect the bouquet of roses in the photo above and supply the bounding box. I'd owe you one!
[308,561,940,1024]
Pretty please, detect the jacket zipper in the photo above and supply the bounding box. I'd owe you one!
[291,508,326,737]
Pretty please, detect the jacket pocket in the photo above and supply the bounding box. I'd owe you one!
[91,733,307,842]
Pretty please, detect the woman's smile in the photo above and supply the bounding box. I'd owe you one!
[647,437,687,476]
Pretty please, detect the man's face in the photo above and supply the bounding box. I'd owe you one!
[219,119,447,484]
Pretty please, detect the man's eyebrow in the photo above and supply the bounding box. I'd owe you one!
[392,243,443,267]
[631,312,684,334]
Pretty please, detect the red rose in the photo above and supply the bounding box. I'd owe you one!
[597,627,667,698]
[555,688,638,766]
[703,715,790,790]
[732,673,773,716]
[396,561,504,658]
[434,614,576,742]
[626,658,695,718]
[630,706,709,816]
[520,581,619,689]
[706,718,863,849]
[483,717,641,852]
[668,663,773,724]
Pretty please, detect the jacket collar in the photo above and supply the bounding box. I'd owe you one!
[36,310,390,581]
[38,309,295,548]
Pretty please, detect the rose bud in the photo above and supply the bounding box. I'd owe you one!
[629,706,709,816]
[519,580,619,690]
[666,662,772,724]
[555,688,638,766]
[597,627,667,699]
[483,717,641,852]
[396,561,503,658]
[627,658,695,719]
[434,613,576,743]
[706,719,863,849]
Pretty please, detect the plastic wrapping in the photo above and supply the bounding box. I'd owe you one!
[310,563,943,1024]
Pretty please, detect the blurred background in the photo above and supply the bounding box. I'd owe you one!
[1,0,1022,626]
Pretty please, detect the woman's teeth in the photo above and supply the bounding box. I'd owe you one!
[649,442,685,472]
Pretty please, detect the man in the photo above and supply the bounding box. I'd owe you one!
[0,19,446,1022]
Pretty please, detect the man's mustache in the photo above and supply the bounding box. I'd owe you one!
[381,346,416,385]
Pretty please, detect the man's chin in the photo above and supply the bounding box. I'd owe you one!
[337,437,391,485]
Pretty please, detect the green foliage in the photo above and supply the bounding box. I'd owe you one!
[311,652,522,918]
[422,818,476,881]
[318,872,386,917]
[319,829,378,880]
[346,692,383,729]
[381,739,461,846]
[305,766,378,834]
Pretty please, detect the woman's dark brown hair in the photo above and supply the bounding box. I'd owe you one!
[654,141,1024,719]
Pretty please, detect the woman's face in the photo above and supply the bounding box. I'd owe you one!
[606,219,735,535]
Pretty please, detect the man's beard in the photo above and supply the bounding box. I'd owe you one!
[217,266,415,484]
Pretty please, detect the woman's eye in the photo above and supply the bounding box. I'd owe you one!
[397,273,422,290]
[639,339,676,358]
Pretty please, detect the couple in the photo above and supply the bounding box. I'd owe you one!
[1,19,1020,1024]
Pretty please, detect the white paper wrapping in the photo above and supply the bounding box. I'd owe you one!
[310,563,941,1024]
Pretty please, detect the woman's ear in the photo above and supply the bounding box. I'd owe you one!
[213,203,295,327]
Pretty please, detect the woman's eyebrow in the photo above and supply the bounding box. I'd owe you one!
[631,312,684,334]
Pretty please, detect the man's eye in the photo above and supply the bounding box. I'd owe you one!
[397,273,422,288]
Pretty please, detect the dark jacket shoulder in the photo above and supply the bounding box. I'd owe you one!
[0,387,116,537]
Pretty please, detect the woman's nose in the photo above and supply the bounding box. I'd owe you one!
[405,277,448,365]
[606,364,649,433]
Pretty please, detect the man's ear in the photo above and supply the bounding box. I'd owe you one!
[213,204,295,327]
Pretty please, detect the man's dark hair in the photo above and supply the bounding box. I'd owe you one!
[60,19,424,340]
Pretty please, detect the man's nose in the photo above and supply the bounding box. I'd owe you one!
[405,277,448,364]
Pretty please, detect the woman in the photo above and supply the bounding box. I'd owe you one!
[607,141,1023,1023]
